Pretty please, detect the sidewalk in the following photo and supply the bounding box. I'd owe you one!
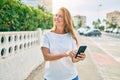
[25,62,45,80]
[76,32,103,80]
[76,50,103,80]
[26,50,103,80]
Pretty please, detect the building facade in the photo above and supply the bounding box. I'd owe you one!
[38,0,52,13]
[21,0,52,13]
[21,0,40,8]
[73,15,86,29]
[106,11,120,28]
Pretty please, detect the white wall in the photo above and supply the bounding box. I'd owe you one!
[0,29,44,80]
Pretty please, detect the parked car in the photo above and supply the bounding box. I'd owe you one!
[105,28,113,33]
[83,29,102,37]
[112,28,120,34]
[77,28,89,35]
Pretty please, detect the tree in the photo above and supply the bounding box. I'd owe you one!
[78,20,82,28]
[103,19,117,29]
[38,5,46,12]
[92,18,101,29]
[0,0,53,31]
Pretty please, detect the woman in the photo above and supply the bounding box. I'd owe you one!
[41,7,86,80]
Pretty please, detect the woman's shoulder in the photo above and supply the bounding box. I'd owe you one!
[43,30,51,35]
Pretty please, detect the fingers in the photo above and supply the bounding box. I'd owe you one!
[76,53,86,61]
[79,53,86,58]
[69,50,86,62]
[69,50,76,57]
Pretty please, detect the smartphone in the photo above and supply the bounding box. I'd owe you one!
[75,45,87,58]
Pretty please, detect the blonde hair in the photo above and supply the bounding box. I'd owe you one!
[55,7,79,46]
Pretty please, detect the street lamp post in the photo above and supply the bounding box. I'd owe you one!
[97,0,102,19]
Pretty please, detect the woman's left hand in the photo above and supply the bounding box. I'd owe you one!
[69,50,86,63]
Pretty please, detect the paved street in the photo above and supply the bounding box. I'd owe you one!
[76,32,120,80]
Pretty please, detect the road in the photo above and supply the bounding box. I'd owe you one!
[76,32,120,80]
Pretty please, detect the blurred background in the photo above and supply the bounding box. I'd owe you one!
[0,0,120,80]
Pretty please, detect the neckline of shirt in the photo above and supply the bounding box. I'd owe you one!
[49,31,69,36]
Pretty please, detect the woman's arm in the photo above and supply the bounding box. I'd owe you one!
[41,47,68,61]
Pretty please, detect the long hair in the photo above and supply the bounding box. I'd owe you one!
[58,7,79,46]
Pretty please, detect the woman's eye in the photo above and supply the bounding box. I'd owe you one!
[55,14,57,17]
[54,14,63,18]
[59,15,62,18]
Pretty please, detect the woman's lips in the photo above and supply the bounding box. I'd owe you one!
[55,20,60,23]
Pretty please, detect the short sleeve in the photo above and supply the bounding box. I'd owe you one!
[40,32,50,49]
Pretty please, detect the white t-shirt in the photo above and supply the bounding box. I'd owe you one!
[41,31,78,80]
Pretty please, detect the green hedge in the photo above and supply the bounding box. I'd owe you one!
[0,0,53,31]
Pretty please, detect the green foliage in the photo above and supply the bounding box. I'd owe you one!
[98,26,104,31]
[92,18,105,31]
[103,19,117,29]
[0,0,7,8]
[0,0,53,31]
[38,5,46,12]
[78,20,82,28]
[109,23,117,29]
[72,21,76,28]
[92,18,101,29]
[118,26,120,29]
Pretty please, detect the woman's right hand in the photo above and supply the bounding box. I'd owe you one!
[69,50,86,63]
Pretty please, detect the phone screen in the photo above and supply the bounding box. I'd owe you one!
[75,46,87,58]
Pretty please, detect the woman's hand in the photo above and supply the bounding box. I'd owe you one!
[69,50,86,63]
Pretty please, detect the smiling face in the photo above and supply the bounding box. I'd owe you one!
[54,10,65,27]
